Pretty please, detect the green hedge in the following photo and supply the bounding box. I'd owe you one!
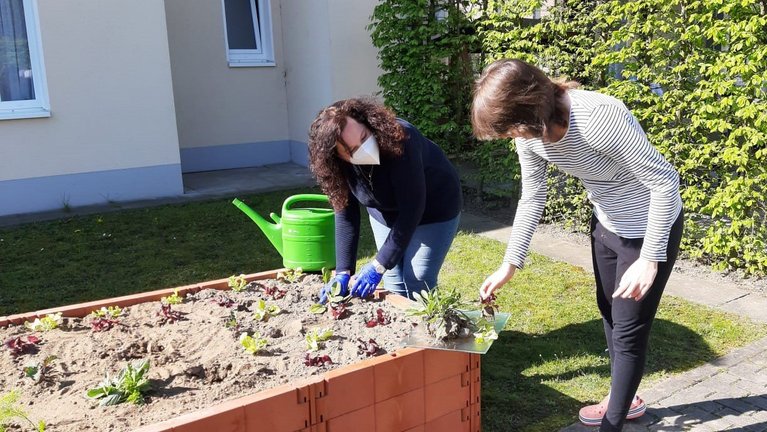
[369,0,767,275]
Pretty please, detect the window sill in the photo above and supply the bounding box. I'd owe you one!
[0,107,51,121]
[228,61,276,68]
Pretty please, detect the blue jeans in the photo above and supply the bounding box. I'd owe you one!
[368,213,460,299]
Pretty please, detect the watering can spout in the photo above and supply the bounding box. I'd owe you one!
[232,198,283,255]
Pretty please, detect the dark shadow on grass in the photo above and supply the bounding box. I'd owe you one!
[482,318,717,432]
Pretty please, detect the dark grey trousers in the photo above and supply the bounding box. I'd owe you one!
[590,211,684,432]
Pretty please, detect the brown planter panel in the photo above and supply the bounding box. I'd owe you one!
[374,387,426,431]
[424,373,471,423]
[374,348,425,402]
[424,407,472,432]
[424,350,471,385]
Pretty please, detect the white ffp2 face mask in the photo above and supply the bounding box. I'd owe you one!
[349,135,380,165]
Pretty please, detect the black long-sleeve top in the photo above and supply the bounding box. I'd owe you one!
[334,119,462,273]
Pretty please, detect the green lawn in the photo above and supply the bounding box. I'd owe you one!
[1,189,764,431]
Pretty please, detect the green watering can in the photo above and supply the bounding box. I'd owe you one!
[232,194,335,271]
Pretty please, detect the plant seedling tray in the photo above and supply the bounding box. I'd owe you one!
[402,310,510,354]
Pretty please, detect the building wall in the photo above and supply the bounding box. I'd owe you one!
[164,0,292,172]
[281,0,382,166]
[0,0,182,216]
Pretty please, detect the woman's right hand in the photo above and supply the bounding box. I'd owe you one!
[480,263,517,299]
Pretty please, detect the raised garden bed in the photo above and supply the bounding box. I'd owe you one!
[0,270,481,432]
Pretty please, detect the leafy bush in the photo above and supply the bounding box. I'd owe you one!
[370,0,767,274]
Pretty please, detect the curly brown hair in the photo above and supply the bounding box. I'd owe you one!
[308,98,405,210]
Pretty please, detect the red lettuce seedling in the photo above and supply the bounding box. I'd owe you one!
[329,303,348,320]
[304,353,333,367]
[260,284,287,300]
[91,317,119,332]
[356,338,380,357]
[158,304,183,324]
[4,336,40,356]
[211,295,235,308]
[365,308,391,328]
[480,293,499,320]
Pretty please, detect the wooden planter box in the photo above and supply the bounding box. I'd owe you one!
[0,270,481,432]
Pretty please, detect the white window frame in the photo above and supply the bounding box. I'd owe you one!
[0,0,50,120]
[221,0,275,67]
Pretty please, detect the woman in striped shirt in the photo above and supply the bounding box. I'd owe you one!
[471,59,683,431]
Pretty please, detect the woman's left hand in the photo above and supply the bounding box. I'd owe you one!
[612,258,658,301]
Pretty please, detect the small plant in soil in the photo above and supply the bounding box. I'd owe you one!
[212,294,235,308]
[0,390,46,431]
[356,338,381,357]
[365,308,391,328]
[23,355,58,385]
[239,333,268,355]
[326,281,352,320]
[305,327,333,352]
[157,303,183,324]
[89,306,123,332]
[304,353,333,367]
[252,299,281,322]
[4,336,40,356]
[87,359,151,406]
[259,284,287,300]
[309,303,327,315]
[224,311,242,333]
[408,288,475,340]
[161,288,183,305]
[228,274,248,293]
[321,267,333,284]
[24,313,62,332]
[277,267,303,283]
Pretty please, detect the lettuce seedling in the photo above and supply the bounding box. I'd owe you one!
[304,353,332,367]
[305,327,333,352]
[90,317,119,332]
[309,303,327,315]
[90,306,122,319]
[4,336,40,356]
[321,267,332,284]
[0,390,46,431]
[329,303,347,320]
[356,338,380,357]
[239,333,268,355]
[157,304,183,324]
[480,293,499,321]
[86,359,151,406]
[252,299,281,322]
[365,308,391,328]
[212,294,235,308]
[23,355,58,384]
[259,284,287,300]
[277,268,303,283]
[228,274,248,293]
[473,318,499,345]
[24,313,63,332]
[160,288,183,305]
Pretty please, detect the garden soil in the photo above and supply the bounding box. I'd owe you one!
[0,275,419,431]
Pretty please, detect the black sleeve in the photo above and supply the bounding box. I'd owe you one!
[334,192,361,273]
[375,128,426,269]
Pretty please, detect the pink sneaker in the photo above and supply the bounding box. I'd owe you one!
[578,394,646,427]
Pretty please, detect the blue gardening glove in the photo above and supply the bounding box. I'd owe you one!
[319,273,350,304]
[350,262,384,299]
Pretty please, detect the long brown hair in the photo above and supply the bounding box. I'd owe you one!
[308,98,405,210]
[471,59,579,140]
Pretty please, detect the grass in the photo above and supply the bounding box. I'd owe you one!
[2,189,765,430]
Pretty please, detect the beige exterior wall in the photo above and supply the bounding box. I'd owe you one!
[0,0,180,182]
[281,0,381,154]
[164,0,290,150]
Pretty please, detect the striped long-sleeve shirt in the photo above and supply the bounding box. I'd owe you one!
[504,89,683,268]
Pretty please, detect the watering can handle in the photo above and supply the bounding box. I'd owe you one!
[282,194,331,213]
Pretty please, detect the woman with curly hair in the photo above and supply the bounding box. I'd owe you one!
[471,59,683,431]
[308,98,462,303]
